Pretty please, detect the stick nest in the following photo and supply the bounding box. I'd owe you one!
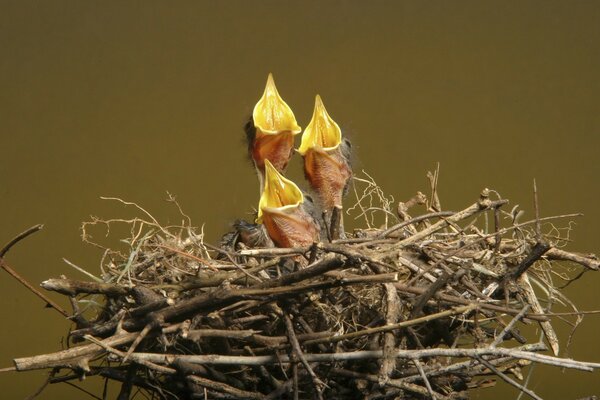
[12,172,600,399]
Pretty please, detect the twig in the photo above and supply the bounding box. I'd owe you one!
[412,358,437,399]
[546,248,599,271]
[506,242,551,282]
[0,225,70,318]
[379,283,401,385]
[330,367,449,399]
[0,224,43,258]
[377,211,455,239]
[262,306,473,348]
[390,193,508,250]
[490,305,531,348]
[410,270,456,318]
[393,282,547,322]
[14,323,183,371]
[519,274,560,356]
[476,355,543,400]
[40,278,130,296]
[533,179,541,241]
[123,322,156,362]
[122,345,600,371]
[0,259,70,318]
[283,314,324,400]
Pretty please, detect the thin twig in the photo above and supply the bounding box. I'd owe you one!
[283,314,324,400]
[412,358,437,399]
[491,305,531,348]
[476,356,543,400]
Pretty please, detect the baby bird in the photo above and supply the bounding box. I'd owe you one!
[298,95,352,238]
[245,73,301,190]
[256,159,320,248]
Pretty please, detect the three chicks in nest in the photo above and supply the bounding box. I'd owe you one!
[240,73,353,250]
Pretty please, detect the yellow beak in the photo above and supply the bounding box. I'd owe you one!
[298,95,342,155]
[253,73,302,135]
[256,159,304,223]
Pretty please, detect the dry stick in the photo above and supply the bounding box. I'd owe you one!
[397,254,439,283]
[396,192,428,234]
[379,283,401,386]
[264,375,299,400]
[490,305,531,348]
[377,211,455,239]
[204,242,263,284]
[122,322,156,363]
[88,334,265,399]
[187,375,265,400]
[533,179,542,240]
[154,243,217,271]
[475,356,543,400]
[76,268,384,337]
[0,224,69,318]
[330,367,449,400]
[494,204,502,253]
[0,224,44,258]
[128,298,173,318]
[40,278,130,297]
[160,257,282,290]
[124,346,600,371]
[303,305,475,347]
[546,248,600,271]
[24,369,57,400]
[283,314,324,400]
[202,330,331,347]
[150,269,393,327]
[407,212,582,286]
[74,255,341,333]
[392,283,547,322]
[397,348,544,384]
[187,329,259,341]
[13,323,183,371]
[519,273,560,356]
[318,243,404,273]
[255,254,345,289]
[244,345,283,391]
[391,193,508,250]
[410,270,458,318]
[506,242,551,282]
[412,358,437,400]
[499,182,551,295]
[292,362,299,400]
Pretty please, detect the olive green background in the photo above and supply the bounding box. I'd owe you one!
[1,1,599,398]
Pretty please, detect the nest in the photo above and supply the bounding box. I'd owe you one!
[4,172,600,399]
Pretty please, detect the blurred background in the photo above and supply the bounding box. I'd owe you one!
[0,1,598,398]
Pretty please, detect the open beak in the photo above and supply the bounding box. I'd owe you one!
[257,160,304,223]
[253,73,301,135]
[250,73,301,174]
[256,160,319,248]
[298,95,342,156]
[298,95,352,211]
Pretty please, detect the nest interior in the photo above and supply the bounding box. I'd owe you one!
[6,174,600,400]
